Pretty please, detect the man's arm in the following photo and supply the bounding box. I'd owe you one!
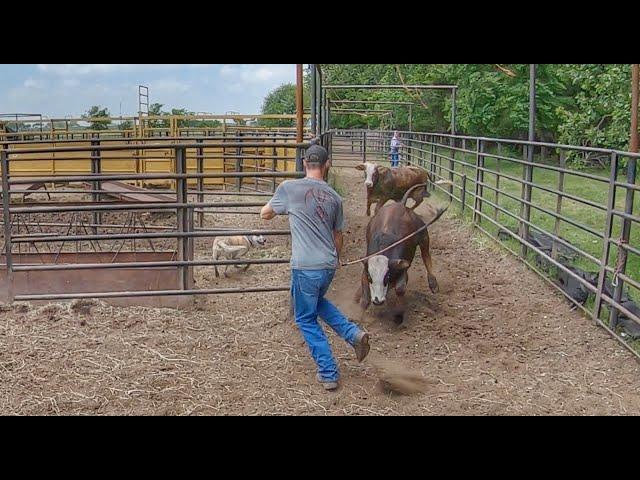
[261,183,288,221]
[261,203,277,221]
[334,230,344,259]
[334,197,345,262]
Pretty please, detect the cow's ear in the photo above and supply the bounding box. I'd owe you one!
[355,164,366,171]
[389,259,410,271]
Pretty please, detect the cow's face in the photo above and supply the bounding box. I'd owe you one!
[356,162,378,188]
[365,256,410,305]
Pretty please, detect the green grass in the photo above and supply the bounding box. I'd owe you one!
[413,145,640,348]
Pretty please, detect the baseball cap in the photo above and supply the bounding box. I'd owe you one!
[304,144,329,165]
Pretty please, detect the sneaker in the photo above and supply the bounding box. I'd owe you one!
[353,331,371,363]
[316,374,339,391]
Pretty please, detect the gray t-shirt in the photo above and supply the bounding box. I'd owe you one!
[269,178,344,270]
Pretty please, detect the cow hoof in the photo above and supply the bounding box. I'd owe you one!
[428,276,439,294]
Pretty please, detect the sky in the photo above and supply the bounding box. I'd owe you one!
[0,64,297,119]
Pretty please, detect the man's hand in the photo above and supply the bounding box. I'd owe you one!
[334,230,344,261]
[261,203,276,221]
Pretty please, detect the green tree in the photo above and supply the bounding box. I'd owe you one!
[148,103,169,128]
[119,120,133,131]
[260,83,310,128]
[316,64,637,161]
[83,105,111,130]
[556,64,632,153]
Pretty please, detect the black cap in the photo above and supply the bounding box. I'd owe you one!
[304,144,329,165]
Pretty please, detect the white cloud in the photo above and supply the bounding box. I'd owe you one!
[62,78,80,88]
[151,79,190,94]
[218,64,294,85]
[220,64,238,77]
[23,78,45,89]
[37,64,212,76]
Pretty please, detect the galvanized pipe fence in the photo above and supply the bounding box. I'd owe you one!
[1,136,309,302]
[329,129,640,358]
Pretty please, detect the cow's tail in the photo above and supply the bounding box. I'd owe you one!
[401,183,428,207]
[426,196,452,228]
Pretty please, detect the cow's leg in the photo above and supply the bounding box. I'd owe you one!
[392,274,408,325]
[419,234,439,293]
[366,195,373,217]
[359,272,371,321]
[354,284,363,304]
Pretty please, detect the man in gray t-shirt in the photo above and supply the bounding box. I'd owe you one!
[261,144,370,391]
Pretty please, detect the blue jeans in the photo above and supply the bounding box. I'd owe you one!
[291,269,362,382]
[391,152,400,167]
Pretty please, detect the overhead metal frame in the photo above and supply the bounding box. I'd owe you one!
[320,83,458,134]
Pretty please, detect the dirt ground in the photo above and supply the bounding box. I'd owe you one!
[2,161,640,416]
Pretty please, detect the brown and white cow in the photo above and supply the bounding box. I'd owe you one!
[354,185,450,325]
[355,162,449,217]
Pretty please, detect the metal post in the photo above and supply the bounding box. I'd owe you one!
[91,139,102,234]
[529,64,537,144]
[494,143,502,222]
[316,66,322,138]
[610,64,640,328]
[632,64,639,153]
[461,174,467,214]
[430,141,437,192]
[449,135,455,196]
[1,150,14,303]
[197,138,204,228]
[610,156,637,330]
[295,146,304,173]
[520,64,537,257]
[320,89,325,136]
[551,151,566,260]
[594,152,619,324]
[310,64,317,138]
[473,140,485,225]
[363,131,367,162]
[235,132,243,191]
[451,88,457,135]
[409,104,413,132]
[296,64,304,144]
[272,138,278,194]
[175,147,191,291]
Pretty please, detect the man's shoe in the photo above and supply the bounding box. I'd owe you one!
[353,331,371,363]
[317,374,339,391]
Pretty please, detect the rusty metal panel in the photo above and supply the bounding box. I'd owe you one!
[0,252,193,308]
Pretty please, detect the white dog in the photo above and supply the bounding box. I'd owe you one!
[212,235,266,278]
